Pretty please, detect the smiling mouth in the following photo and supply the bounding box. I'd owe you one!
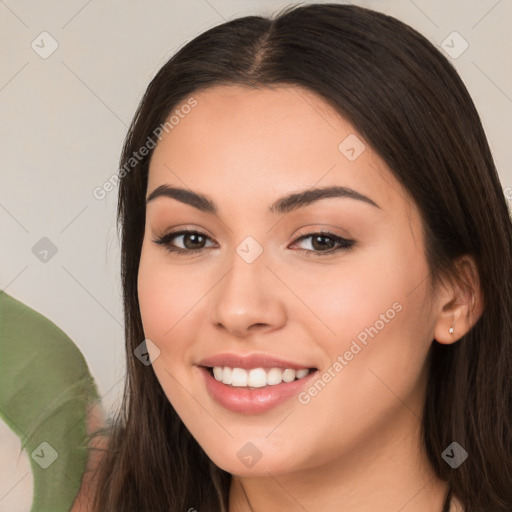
[204,365,318,389]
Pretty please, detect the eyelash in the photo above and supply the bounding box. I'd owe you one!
[153,229,355,258]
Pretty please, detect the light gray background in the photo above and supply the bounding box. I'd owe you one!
[1,0,511,418]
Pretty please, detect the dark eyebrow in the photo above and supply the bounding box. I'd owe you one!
[269,185,380,213]
[146,184,380,214]
[146,185,216,212]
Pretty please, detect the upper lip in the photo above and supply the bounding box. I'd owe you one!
[198,353,316,370]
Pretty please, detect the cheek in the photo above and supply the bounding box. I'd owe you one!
[137,243,203,341]
[281,237,433,405]
[279,239,428,346]
[308,249,430,382]
[137,245,201,409]
[137,242,220,390]
[137,255,171,342]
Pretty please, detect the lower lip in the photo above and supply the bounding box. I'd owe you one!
[198,366,317,414]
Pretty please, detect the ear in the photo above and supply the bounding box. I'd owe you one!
[433,255,484,345]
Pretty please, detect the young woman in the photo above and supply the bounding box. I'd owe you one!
[89,3,512,511]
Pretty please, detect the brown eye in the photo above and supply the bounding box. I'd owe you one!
[310,234,337,251]
[291,231,355,257]
[181,232,207,249]
[153,230,216,255]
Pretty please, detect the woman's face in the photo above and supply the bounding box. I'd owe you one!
[138,84,440,476]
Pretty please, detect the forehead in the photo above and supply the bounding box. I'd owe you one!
[147,84,409,215]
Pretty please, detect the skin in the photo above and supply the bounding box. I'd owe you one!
[137,84,482,512]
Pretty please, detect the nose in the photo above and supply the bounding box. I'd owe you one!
[210,247,287,339]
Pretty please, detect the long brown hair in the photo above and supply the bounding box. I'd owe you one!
[90,3,512,511]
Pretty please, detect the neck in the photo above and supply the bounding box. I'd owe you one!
[228,410,450,512]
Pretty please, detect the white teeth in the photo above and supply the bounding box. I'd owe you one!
[282,369,296,383]
[213,366,223,381]
[211,366,312,387]
[248,368,267,388]
[221,367,232,385]
[267,367,283,385]
[231,368,248,387]
[296,369,309,379]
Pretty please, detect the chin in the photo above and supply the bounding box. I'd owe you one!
[200,439,309,477]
